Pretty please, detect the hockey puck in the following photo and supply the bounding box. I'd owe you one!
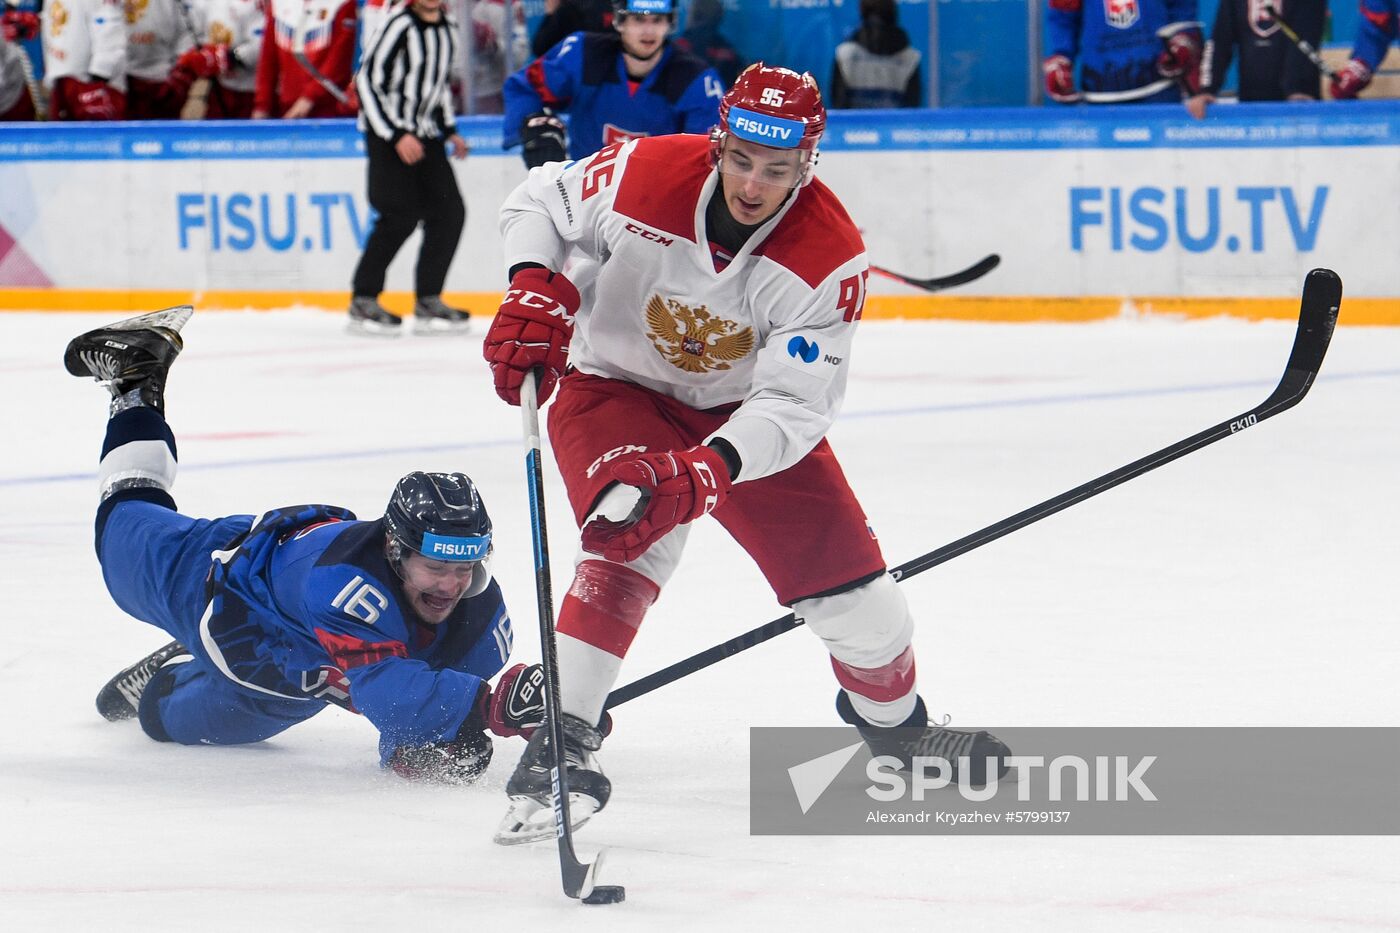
[582,885,626,905]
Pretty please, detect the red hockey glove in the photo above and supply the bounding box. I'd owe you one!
[1330,59,1372,100]
[482,663,545,738]
[387,728,493,784]
[1,10,39,41]
[1156,23,1204,95]
[1042,55,1079,103]
[177,44,230,79]
[483,267,580,406]
[582,446,732,564]
[71,80,126,121]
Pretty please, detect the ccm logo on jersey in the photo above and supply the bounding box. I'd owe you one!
[625,222,675,247]
[504,287,576,323]
[779,335,842,372]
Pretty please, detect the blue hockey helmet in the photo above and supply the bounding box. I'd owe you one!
[384,471,494,597]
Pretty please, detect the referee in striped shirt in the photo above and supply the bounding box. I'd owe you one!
[349,0,471,336]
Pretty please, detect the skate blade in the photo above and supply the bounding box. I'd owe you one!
[346,318,404,338]
[412,317,471,336]
[104,306,194,336]
[492,793,600,846]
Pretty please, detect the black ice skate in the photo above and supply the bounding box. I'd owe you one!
[96,639,191,722]
[493,714,612,846]
[347,296,404,337]
[412,295,471,335]
[838,692,1011,786]
[63,306,192,414]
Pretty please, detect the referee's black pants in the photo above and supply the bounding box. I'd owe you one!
[351,132,466,300]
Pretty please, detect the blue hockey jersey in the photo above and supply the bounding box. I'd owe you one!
[1046,0,1199,100]
[1350,0,1399,70]
[502,30,723,160]
[200,504,512,764]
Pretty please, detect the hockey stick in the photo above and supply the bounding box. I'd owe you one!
[171,0,211,120]
[605,268,1342,710]
[291,4,350,105]
[1264,3,1336,79]
[869,254,1000,293]
[518,371,625,906]
[3,0,46,119]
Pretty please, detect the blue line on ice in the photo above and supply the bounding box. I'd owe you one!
[10,368,1397,488]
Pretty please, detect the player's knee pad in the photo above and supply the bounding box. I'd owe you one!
[574,482,688,589]
[795,572,914,670]
[558,558,660,657]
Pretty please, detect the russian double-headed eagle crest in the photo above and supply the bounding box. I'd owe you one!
[645,295,754,374]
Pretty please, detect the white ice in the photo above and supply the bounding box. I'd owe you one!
[2,308,1398,931]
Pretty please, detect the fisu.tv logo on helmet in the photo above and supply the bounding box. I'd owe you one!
[728,106,805,149]
[422,533,490,561]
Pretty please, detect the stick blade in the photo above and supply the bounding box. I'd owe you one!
[1287,268,1343,376]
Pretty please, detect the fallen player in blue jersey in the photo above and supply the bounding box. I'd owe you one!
[64,307,544,782]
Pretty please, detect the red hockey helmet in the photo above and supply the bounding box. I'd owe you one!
[711,63,826,184]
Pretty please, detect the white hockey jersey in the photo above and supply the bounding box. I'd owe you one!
[189,0,264,92]
[42,0,127,88]
[500,134,870,483]
[125,0,195,82]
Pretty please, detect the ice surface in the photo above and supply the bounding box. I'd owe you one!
[3,308,1398,930]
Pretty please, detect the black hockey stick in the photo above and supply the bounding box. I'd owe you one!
[870,254,1000,293]
[1264,4,1336,79]
[518,373,624,906]
[605,268,1342,710]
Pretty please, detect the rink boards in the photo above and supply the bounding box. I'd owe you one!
[0,101,1397,323]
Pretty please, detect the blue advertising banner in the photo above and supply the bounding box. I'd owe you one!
[0,101,1393,161]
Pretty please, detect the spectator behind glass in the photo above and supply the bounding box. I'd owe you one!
[470,0,530,114]
[1331,0,1399,99]
[673,0,744,86]
[1187,0,1327,120]
[531,0,613,57]
[829,0,922,108]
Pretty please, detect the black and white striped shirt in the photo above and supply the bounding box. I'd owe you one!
[356,6,459,143]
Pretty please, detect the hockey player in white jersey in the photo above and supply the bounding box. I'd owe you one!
[42,0,127,119]
[483,63,1010,842]
[173,0,265,118]
[125,0,196,118]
